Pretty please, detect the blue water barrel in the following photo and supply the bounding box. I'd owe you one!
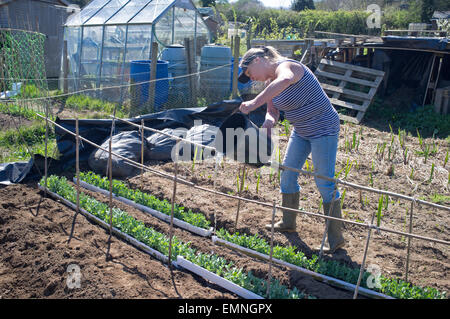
[130,60,169,111]
[161,45,188,102]
[200,45,232,102]
[230,57,253,92]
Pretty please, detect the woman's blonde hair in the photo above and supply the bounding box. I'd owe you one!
[240,46,284,67]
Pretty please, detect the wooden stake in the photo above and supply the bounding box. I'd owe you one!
[44,97,49,198]
[106,132,113,260]
[232,35,240,98]
[235,164,247,230]
[141,119,145,189]
[76,117,80,215]
[168,142,180,268]
[67,117,80,244]
[353,210,376,299]
[149,41,158,113]
[266,200,277,299]
[405,200,415,282]
[184,38,196,106]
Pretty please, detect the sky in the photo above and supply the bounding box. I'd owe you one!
[259,0,292,8]
[229,0,292,9]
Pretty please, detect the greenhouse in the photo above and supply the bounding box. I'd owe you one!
[62,0,213,111]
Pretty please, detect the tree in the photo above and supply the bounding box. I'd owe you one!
[201,0,216,7]
[421,0,435,22]
[68,0,91,8]
[291,0,315,11]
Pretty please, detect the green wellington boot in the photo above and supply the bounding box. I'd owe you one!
[265,192,300,232]
[316,199,346,254]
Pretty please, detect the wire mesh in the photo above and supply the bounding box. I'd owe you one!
[0,28,51,115]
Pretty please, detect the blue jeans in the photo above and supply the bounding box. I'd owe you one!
[280,130,340,204]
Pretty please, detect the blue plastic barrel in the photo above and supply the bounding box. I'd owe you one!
[130,60,169,111]
[230,57,252,92]
[200,45,232,102]
[161,45,188,101]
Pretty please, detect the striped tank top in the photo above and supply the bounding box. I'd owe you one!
[272,60,340,139]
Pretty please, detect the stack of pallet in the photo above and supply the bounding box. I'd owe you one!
[314,59,385,124]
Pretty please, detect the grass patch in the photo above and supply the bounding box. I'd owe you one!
[0,122,58,163]
[0,123,54,148]
[365,99,450,139]
[419,193,450,205]
[65,94,128,118]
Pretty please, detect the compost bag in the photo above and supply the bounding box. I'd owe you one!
[88,130,151,178]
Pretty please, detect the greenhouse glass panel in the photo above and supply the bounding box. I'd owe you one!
[99,25,128,101]
[172,6,196,44]
[66,0,111,26]
[80,26,103,89]
[153,11,172,47]
[84,0,130,26]
[125,25,152,62]
[129,0,173,24]
[65,26,82,91]
[106,0,153,25]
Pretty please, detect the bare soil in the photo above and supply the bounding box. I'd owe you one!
[0,113,449,300]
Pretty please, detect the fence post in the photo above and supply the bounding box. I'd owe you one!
[148,41,158,113]
[232,35,240,99]
[184,38,197,107]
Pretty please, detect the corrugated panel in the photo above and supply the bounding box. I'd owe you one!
[0,8,10,28]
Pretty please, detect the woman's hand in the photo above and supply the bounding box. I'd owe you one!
[239,100,257,114]
[261,119,274,137]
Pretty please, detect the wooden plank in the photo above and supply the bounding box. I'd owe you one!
[322,83,371,101]
[338,113,360,124]
[329,98,367,112]
[315,69,380,88]
[320,58,385,77]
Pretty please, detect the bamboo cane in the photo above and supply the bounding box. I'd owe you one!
[353,210,377,299]
[168,142,180,268]
[235,164,247,229]
[266,200,277,299]
[405,200,415,282]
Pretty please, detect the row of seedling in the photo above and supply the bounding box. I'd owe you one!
[41,174,309,299]
[215,229,446,299]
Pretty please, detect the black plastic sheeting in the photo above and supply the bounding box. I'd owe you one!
[379,36,449,51]
[0,100,273,184]
[0,159,34,185]
[55,99,268,170]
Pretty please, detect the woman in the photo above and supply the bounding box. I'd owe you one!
[238,46,345,253]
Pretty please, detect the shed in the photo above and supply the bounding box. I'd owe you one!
[0,0,72,79]
[63,0,211,105]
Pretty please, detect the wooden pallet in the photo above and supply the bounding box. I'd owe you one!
[314,59,385,124]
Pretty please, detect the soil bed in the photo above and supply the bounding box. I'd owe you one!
[0,120,448,299]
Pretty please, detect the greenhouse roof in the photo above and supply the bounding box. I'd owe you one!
[65,0,197,27]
